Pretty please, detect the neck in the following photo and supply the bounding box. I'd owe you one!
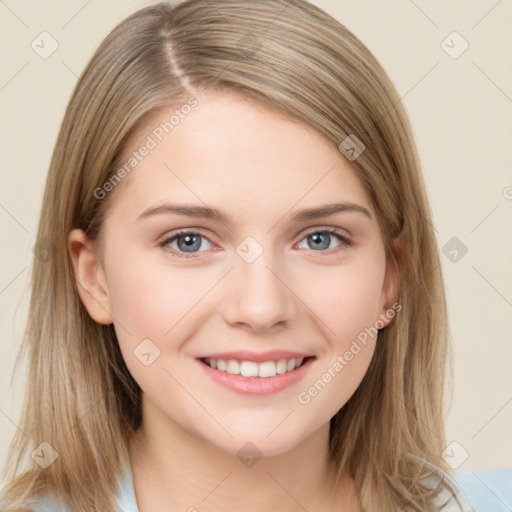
[128,400,356,511]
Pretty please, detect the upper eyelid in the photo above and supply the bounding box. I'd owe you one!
[160,229,215,244]
[301,226,351,238]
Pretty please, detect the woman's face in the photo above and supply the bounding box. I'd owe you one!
[72,91,399,457]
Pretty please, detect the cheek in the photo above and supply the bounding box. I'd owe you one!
[296,255,386,347]
[105,251,218,338]
[105,258,210,398]
[292,257,385,413]
[104,253,227,392]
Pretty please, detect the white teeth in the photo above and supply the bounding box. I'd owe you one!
[240,361,259,377]
[276,359,288,374]
[204,357,307,377]
[258,361,276,378]
[226,360,240,375]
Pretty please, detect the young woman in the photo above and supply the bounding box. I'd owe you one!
[1,1,474,510]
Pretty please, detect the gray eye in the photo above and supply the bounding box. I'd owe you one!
[165,232,213,254]
[176,234,203,252]
[297,231,343,251]
[306,232,332,250]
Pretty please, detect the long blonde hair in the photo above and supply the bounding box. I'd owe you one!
[2,1,453,510]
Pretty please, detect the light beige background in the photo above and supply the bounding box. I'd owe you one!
[1,0,511,473]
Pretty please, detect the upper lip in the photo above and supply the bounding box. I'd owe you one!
[198,350,314,363]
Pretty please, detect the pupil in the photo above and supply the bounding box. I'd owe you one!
[309,233,329,250]
[178,234,201,252]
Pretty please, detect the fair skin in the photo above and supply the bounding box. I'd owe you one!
[69,91,400,511]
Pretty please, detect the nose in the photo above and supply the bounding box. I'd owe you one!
[220,248,297,333]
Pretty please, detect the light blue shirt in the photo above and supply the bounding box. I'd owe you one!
[7,463,512,511]
[454,467,512,512]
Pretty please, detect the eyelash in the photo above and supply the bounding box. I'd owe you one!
[158,228,352,259]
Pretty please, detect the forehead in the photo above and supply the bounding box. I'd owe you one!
[108,91,373,223]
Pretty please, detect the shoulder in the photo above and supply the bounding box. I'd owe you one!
[428,469,475,511]
[0,464,138,512]
[0,494,71,512]
[412,456,512,511]
[454,467,512,512]
[406,453,474,511]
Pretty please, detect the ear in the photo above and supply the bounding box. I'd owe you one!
[67,229,113,325]
[377,234,403,327]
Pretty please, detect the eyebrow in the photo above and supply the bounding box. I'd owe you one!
[137,202,372,223]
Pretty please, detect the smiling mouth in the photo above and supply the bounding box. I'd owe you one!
[199,356,313,378]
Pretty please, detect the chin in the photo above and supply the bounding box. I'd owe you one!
[202,423,315,460]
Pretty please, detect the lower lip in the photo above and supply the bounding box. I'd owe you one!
[197,357,315,395]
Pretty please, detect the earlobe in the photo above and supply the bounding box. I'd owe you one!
[378,235,403,328]
[67,229,113,325]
